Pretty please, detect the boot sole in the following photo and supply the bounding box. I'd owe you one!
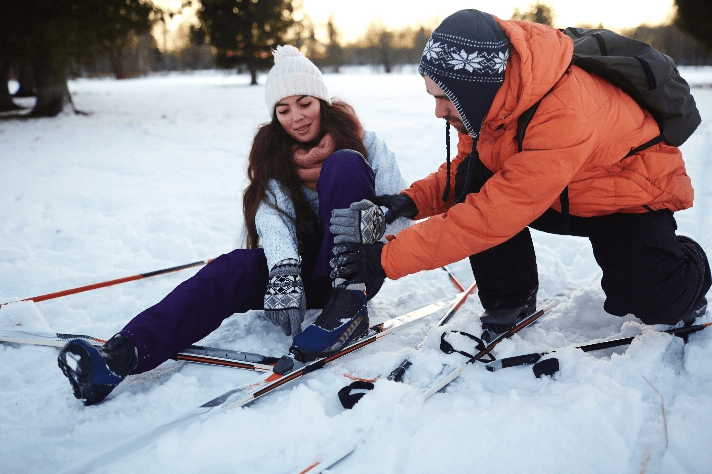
[58,340,116,405]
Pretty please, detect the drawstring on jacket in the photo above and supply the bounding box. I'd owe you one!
[442,122,451,202]
[441,121,477,205]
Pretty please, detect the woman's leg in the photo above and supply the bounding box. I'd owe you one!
[313,149,376,278]
[121,248,269,374]
[290,150,383,361]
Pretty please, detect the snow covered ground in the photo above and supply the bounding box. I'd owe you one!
[1,65,711,474]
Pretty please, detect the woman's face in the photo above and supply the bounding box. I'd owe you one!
[275,95,322,143]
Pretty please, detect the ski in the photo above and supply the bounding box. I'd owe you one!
[296,444,359,474]
[387,280,477,382]
[0,329,279,372]
[62,292,464,474]
[293,281,478,474]
[484,320,712,372]
[214,291,470,412]
[423,301,560,399]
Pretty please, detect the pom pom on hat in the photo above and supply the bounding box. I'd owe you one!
[264,45,330,115]
[273,44,303,61]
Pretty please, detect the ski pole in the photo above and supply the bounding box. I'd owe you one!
[485,320,712,372]
[0,258,214,307]
[387,280,477,382]
[441,266,465,292]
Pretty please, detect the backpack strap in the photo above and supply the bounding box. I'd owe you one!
[516,101,542,153]
[517,100,570,234]
[560,185,570,234]
[624,134,664,158]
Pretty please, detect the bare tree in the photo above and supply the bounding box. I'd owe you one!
[510,2,557,26]
[325,14,344,72]
[362,19,393,73]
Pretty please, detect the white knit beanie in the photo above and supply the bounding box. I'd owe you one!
[264,45,331,115]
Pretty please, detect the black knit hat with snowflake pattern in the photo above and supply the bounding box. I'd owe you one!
[419,9,510,140]
[418,9,510,202]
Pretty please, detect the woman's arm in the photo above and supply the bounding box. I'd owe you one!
[363,130,411,236]
[255,179,300,270]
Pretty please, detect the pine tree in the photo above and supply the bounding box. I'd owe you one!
[674,0,712,51]
[196,0,297,85]
[1,0,155,116]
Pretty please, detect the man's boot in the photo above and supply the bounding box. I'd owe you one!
[480,302,537,344]
[678,235,711,326]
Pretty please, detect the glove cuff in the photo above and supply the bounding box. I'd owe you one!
[400,194,418,219]
[364,241,386,280]
[269,258,301,277]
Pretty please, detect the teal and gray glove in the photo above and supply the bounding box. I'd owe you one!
[264,258,306,336]
[330,199,386,245]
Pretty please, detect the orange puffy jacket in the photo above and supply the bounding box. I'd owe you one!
[381,18,694,280]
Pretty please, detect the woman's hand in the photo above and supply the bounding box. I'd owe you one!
[264,258,306,336]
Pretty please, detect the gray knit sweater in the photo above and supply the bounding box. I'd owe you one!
[255,130,410,271]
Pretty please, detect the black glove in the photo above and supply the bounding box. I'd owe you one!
[330,242,386,285]
[371,194,418,224]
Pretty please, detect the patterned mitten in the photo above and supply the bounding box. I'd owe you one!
[264,258,306,336]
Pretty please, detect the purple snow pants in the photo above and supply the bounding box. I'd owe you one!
[121,150,383,374]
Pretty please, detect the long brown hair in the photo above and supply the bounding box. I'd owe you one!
[242,99,368,251]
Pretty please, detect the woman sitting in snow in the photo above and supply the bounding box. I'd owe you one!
[57,45,409,406]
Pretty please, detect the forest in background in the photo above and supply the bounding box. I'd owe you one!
[77,0,712,76]
[2,0,712,117]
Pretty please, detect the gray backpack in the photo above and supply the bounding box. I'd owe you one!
[518,27,701,152]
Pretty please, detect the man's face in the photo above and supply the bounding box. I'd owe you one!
[423,75,467,134]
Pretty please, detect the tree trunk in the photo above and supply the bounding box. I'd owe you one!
[0,58,21,112]
[109,47,125,79]
[31,48,75,117]
[250,64,258,85]
[14,59,36,97]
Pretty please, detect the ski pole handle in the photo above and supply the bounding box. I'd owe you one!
[387,360,412,382]
[486,321,712,372]
[486,353,543,372]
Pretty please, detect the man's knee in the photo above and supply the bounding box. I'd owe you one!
[616,264,708,326]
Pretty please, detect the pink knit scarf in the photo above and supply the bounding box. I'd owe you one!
[291,105,365,190]
[292,133,336,191]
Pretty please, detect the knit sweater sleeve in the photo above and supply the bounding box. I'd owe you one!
[363,130,411,237]
[255,179,300,271]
